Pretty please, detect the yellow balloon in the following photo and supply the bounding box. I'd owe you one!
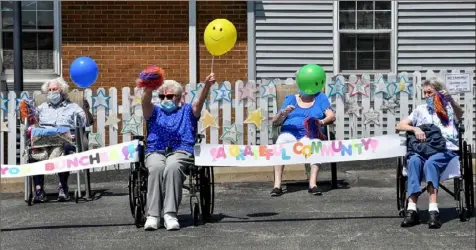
[204,19,237,56]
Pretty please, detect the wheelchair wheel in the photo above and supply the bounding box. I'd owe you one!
[128,163,136,218]
[199,166,214,222]
[192,202,200,226]
[74,190,79,203]
[134,204,143,228]
[467,145,474,216]
[460,143,474,221]
[396,157,406,217]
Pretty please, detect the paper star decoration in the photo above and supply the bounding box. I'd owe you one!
[363,108,381,125]
[1,121,8,132]
[395,76,413,96]
[238,83,259,105]
[92,89,111,110]
[380,99,399,115]
[328,79,345,99]
[105,113,121,130]
[1,96,8,112]
[244,108,265,129]
[88,132,102,148]
[220,123,242,143]
[345,98,362,117]
[349,77,370,97]
[130,90,143,107]
[260,80,277,99]
[121,116,142,136]
[200,110,219,131]
[374,76,392,98]
[213,84,232,103]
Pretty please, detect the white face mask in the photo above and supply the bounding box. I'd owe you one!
[47,91,62,105]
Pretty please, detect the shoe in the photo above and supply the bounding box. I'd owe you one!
[57,186,70,202]
[164,213,180,231]
[144,216,159,231]
[428,211,442,229]
[33,189,47,203]
[400,210,420,227]
[270,187,283,197]
[308,186,322,196]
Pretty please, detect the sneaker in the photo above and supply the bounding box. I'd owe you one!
[308,186,323,196]
[400,210,420,227]
[164,213,180,231]
[428,211,442,229]
[33,189,48,203]
[270,187,283,197]
[57,186,70,202]
[144,216,159,231]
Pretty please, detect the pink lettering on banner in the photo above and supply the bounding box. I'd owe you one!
[361,138,372,150]
[67,158,79,168]
[369,139,379,152]
[331,141,342,153]
[79,156,89,165]
[243,146,253,157]
[45,162,55,171]
[1,167,8,175]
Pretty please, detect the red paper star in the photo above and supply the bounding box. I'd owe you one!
[349,77,370,97]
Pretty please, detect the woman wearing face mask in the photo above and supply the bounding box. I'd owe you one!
[32,77,93,202]
[270,89,335,197]
[396,77,463,229]
[140,66,215,231]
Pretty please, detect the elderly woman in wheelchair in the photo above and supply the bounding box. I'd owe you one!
[140,71,215,231]
[21,77,93,203]
[395,77,464,229]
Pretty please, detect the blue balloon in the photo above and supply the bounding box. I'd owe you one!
[69,56,98,88]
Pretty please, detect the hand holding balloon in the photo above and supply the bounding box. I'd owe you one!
[296,64,326,95]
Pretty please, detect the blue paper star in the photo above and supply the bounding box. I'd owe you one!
[1,95,8,112]
[394,76,413,96]
[190,83,209,105]
[16,92,31,111]
[260,80,276,99]
[213,83,232,103]
[328,78,345,98]
[92,89,110,110]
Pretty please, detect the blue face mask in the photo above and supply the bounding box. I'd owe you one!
[159,100,178,113]
[426,96,435,113]
[47,91,62,105]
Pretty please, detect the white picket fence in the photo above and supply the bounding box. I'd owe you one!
[1,69,474,172]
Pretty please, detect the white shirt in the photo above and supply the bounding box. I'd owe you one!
[407,103,459,151]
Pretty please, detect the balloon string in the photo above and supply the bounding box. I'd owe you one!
[211,56,214,74]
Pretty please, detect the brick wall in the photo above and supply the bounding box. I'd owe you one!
[62,0,248,89]
[197,1,248,83]
[61,1,190,90]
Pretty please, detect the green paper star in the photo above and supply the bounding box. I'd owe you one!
[121,116,142,136]
[88,132,102,148]
[220,123,242,143]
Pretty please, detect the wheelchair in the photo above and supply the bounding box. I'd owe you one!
[22,91,92,205]
[396,122,474,221]
[128,134,215,228]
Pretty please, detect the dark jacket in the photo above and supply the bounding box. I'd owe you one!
[406,124,447,159]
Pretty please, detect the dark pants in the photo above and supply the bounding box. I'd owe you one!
[33,172,70,190]
[32,144,78,191]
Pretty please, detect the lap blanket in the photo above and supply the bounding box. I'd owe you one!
[26,128,75,162]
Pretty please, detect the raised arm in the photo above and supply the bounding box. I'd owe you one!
[192,73,215,118]
[142,88,155,120]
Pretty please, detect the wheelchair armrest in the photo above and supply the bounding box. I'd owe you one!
[195,133,205,143]
[133,135,145,141]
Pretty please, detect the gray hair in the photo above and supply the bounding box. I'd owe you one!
[158,80,183,97]
[422,77,446,92]
[41,77,70,98]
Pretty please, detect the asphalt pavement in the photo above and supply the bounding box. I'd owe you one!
[1,169,475,250]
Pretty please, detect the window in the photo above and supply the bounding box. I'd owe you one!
[0,1,60,75]
[338,1,392,72]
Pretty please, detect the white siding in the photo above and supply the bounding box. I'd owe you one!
[397,1,476,72]
[255,1,334,79]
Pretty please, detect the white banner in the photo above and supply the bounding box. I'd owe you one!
[1,140,140,178]
[194,134,407,167]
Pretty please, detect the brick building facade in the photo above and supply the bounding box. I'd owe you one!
[61,1,248,91]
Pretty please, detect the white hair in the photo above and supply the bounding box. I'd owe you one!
[41,77,70,98]
[422,76,446,92]
[158,80,183,97]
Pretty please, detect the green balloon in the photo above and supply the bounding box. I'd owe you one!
[296,64,326,95]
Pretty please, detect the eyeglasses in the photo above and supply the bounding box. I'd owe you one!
[158,94,175,100]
